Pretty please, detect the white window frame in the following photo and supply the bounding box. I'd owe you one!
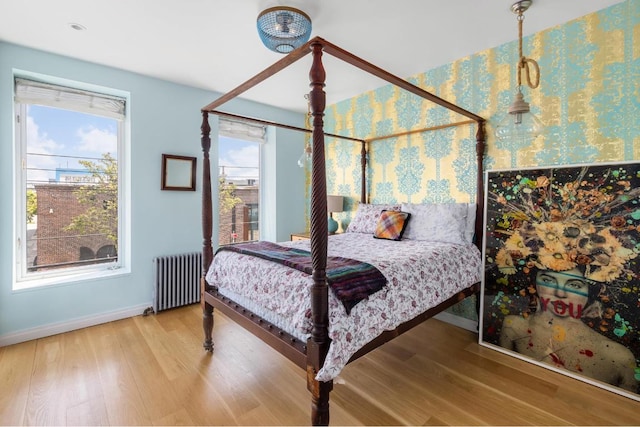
[13,73,131,290]
[218,118,265,246]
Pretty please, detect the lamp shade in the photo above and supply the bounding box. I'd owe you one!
[495,91,544,141]
[257,6,312,54]
[297,142,312,168]
[327,195,344,213]
[327,195,343,234]
[495,110,543,141]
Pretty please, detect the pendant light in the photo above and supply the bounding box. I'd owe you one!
[257,6,312,54]
[495,0,543,142]
[297,141,312,168]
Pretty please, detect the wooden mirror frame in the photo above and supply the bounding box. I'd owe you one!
[161,154,197,191]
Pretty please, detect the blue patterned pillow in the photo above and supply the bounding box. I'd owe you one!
[373,210,411,241]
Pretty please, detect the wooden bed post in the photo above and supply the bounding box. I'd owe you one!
[474,120,486,253]
[201,111,214,352]
[360,141,367,204]
[473,120,486,321]
[306,40,333,426]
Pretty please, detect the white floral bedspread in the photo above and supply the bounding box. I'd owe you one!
[205,232,481,381]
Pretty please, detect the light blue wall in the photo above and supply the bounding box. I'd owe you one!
[0,42,307,341]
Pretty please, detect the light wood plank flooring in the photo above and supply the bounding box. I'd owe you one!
[1,303,638,425]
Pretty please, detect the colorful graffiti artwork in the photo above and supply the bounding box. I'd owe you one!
[480,162,640,401]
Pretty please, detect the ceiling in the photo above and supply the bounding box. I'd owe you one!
[0,0,624,113]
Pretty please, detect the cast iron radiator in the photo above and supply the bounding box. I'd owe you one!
[152,252,202,312]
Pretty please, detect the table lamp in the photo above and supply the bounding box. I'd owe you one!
[327,195,344,234]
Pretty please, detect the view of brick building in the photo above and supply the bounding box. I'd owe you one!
[31,169,252,269]
[31,182,116,271]
[218,179,259,246]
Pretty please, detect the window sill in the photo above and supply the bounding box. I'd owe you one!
[13,264,131,292]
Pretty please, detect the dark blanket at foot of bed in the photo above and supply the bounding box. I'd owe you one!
[217,241,387,314]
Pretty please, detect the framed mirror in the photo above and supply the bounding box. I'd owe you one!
[161,154,196,191]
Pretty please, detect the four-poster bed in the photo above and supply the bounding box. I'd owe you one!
[199,37,486,425]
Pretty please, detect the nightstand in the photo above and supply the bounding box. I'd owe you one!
[290,232,310,241]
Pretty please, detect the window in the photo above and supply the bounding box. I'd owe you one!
[218,118,265,245]
[14,76,128,289]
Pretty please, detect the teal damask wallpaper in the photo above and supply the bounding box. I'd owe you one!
[317,0,639,321]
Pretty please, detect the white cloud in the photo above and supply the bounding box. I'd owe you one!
[220,144,259,178]
[26,115,63,154]
[26,116,62,184]
[76,126,117,155]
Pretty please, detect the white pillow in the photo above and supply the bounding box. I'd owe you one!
[465,203,477,243]
[346,203,400,234]
[401,203,468,244]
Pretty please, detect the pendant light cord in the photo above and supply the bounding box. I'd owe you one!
[304,94,312,153]
[305,93,312,129]
[516,11,540,90]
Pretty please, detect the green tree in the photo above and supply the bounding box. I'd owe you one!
[65,160,241,249]
[219,177,242,214]
[64,153,118,248]
[26,189,37,224]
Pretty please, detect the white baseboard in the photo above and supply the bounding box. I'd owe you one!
[0,304,475,347]
[0,302,152,347]
[433,311,478,333]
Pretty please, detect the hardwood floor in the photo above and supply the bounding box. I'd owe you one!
[1,303,638,425]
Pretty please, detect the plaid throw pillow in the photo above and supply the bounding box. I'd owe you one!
[346,203,401,234]
[373,210,411,241]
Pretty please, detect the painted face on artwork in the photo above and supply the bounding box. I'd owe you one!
[535,268,590,319]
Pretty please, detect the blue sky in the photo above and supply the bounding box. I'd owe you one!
[26,105,259,184]
[218,135,259,179]
[26,105,117,185]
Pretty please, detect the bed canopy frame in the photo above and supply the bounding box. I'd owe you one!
[200,36,486,425]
